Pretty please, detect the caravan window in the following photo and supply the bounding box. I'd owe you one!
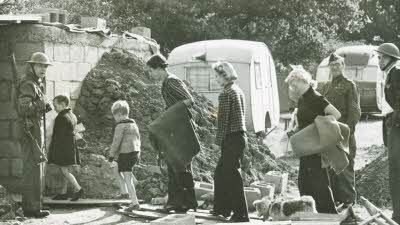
[185,66,222,92]
[185,67,209,91]
[255,62,263,89]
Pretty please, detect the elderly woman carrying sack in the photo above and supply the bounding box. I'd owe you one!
[211,61,249,223]
[285,65,341,214]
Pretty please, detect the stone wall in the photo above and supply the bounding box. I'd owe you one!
[0,24,157,109]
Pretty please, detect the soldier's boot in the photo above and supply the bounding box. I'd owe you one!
[24,210,50,218]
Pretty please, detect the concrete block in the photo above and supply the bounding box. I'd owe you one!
[54,81,70,97]
[33,8,68,24]
[194,182,213,199]
[250,181,275,199]
[73,63,91,81]
[151,196,167,205]
[46,61,64,81]
[264,171,288,194]
[45,80,55,100]
[130,27,151,38]
[44,42,54,61]
[84,46,99,64]
[150,214,195,225]
[53,43,70,62]
[14,42,43,61]
[70,45,85,62]
[244,187,262,210]
[81,17,106,29]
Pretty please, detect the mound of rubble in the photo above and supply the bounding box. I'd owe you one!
[57,49,295,201]
[356,151,390,207]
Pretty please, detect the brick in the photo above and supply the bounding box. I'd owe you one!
[84,46,99,64]
[130,27,151,38]
[14,42,43,61]
[264,171,288,194]
[250,181,275,199]
[81,17,106,29]
[150,214,195,225]
[244,187,262,210]
[44,42,54,61]
[70,45,85,62]
[194,182,213,199]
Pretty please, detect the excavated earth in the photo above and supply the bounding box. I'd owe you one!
[66,49,295,201]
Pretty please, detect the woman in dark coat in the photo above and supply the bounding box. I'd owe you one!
[48,95,83,201]
[285,66,341,213]
[211,61,249,223]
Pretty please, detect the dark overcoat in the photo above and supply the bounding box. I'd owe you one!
[48,108,79,166]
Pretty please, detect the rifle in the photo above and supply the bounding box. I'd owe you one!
[9,48,48,165]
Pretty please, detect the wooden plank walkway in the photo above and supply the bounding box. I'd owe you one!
[13,196,143,206]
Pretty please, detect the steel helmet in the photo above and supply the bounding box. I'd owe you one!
[26,52,53,65]
[375,43,400,59]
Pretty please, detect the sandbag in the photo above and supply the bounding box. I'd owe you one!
[148,101,201,172]
[290,115,344,157]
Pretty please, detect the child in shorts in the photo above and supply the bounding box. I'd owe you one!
[109,100,141,211]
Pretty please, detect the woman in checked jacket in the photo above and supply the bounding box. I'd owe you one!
[211,61,249,223]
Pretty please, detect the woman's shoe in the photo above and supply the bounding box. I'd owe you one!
[70,188,84,201]
[52,193,69,200]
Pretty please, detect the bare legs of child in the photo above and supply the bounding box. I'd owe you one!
[60,167,83,201]
[114,166,129,199]
[121,171,140,211]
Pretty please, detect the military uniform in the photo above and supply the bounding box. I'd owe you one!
[17,71,47,215]
[322,74,361,205]
[384,65,400,221]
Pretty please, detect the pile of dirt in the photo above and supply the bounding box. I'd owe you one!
[356,150,390,207]
[65,49,294,201]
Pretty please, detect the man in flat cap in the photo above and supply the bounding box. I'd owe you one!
[322,53,361,208]
[146,53,198,213]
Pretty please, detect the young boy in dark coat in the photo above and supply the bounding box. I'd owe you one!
[48,95,83,201]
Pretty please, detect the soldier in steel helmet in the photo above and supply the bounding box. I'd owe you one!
[322,53,361,208]
[18,52,53,218]
[376,43,400,223]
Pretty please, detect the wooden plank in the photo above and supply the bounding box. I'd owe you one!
[13,196,143,206]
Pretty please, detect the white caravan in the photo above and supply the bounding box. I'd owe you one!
[167,39,280,134]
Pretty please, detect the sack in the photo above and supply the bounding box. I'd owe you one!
[290,115,343,157]
[148,101,201,172]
